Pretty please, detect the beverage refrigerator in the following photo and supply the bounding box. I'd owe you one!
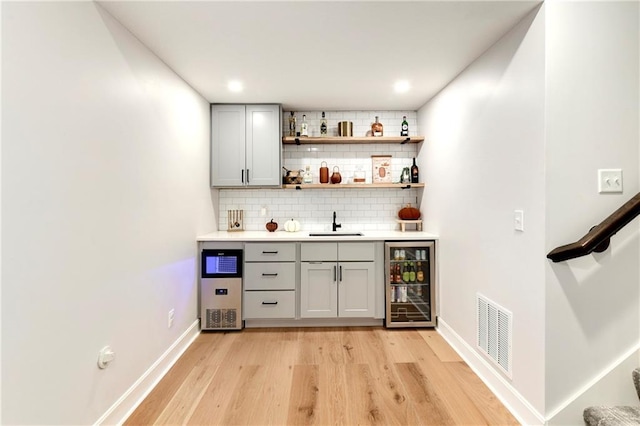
[384,241,436,328]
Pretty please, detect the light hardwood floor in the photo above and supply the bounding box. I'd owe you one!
[125,327,519,425]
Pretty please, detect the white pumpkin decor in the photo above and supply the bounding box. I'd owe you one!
[284,218,301,232]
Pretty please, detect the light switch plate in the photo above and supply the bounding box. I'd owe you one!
[598,169,623,193]
[514,210,524,232]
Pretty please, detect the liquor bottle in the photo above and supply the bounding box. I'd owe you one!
[303,165,313,184]
[395,263,402,283]
[401,116,409,136]
[402,262,410,282]
[371,116,383,137]
[320,111,327,135]
[300,114,309,137]
[411,158,419,183]
[289,112,296,137]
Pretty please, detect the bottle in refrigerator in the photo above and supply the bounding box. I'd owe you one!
[409,261,416,283]
[402,262,410,282]
[416,261,425,283]
[394,263,402,283]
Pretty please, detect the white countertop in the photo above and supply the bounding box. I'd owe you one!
[196,230,439,242]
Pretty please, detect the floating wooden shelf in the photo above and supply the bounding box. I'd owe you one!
[282,183,425,189]
[282,136,425,145]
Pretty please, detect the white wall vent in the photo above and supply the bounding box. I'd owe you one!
[477,293,512,378]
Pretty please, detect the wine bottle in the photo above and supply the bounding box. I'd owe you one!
[401,116,409,136]
[409,261,416,283]
[395,263,402,283]
[402,262,410,282]
[300,114,309,137]
[320,111,327,135]
[289,112,296,137]
[411,158,419,183]
[371,116,383,137]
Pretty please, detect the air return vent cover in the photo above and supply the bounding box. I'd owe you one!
[477,293,512,378]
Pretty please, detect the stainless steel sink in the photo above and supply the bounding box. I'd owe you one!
[308,232,364,237]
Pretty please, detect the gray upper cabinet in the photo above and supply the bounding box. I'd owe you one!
[211,104,281,187]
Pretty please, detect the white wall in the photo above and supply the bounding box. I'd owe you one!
[544,1,640,423]
[1,2,215,424]
[418,6,546,422]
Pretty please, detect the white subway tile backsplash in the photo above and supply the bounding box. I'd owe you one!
[219,186,421,231]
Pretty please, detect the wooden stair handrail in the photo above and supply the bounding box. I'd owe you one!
[547,192,640,262]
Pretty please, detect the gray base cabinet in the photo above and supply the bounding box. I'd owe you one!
[244,243,296,319]
[300,242,376,318]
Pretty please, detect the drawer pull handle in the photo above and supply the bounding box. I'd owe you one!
[262,251,278,254]
[262,301,278,305]
[262,273,278,277]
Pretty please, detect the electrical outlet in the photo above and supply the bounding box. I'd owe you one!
[168,309,175,328]
[598,169,623,193]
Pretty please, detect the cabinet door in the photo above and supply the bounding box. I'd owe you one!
[245,105,281,187]
[300,262,337,318]
[338,262,375,318]
[211,104,246,187]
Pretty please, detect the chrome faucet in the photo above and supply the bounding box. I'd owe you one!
[332,211,342,232]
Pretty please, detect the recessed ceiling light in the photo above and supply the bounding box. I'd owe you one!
[228,80,243,92]
[394,80,410,93]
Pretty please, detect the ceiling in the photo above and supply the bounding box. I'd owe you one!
[98,1,541,111]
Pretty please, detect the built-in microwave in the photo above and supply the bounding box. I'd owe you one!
[201,249,243,279]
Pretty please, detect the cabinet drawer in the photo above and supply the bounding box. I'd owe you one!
[244,263,295,290]
[245,243,296,262]
[338,242,375,261]
[301,243,338,261]
[244,291,296,319]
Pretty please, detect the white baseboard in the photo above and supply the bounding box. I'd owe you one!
[437,318,545,426]
[94,320,201,425]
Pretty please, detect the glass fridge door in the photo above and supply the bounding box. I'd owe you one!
[385,241,436,328]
